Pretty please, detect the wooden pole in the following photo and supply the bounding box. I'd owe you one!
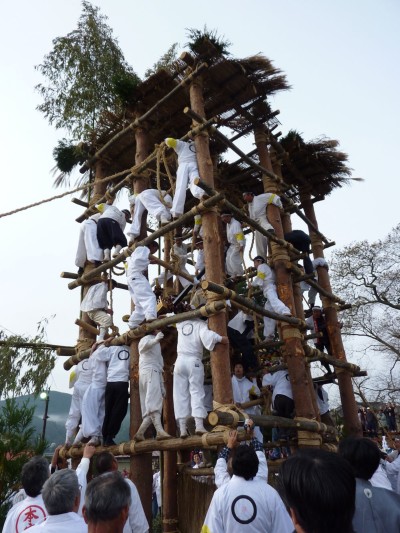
[300,190,362,437]
[189,74,232,405]
[60,430,252,459]
[207,410,336,435]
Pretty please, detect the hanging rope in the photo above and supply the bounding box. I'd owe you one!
[162,144,176,194]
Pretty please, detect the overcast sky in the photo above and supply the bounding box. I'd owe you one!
[0,0,399,399]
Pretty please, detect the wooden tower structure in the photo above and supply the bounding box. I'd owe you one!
[60,40,363,532]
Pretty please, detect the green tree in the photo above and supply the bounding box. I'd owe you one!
[330,224,400,400]
[0,399,46,527]
[0,322,55,399]
[35,1,138,143]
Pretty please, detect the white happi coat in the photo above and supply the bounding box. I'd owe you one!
[202,475,292,533]
[80,346,108,438]
[128,190,172,239]
[75,213,103,268]
[123,478,149,533]
[3,495,47,533]
[262,370,293,404]
[126,246,157,328]
[231,375,263,443]
[225,218,245,276]
[252,263,290,338]
[65,359,93,437]
[169,140,203,217]
[99,204,127,231]
[248,193,282,258]
[28,512,87,533]
[80,282,108,312]
[138,334,165,417]
[173,319,221,419]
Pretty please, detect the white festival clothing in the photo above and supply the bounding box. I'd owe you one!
[152,471,162,507]
[248,193,281,258]
[3,495,47,533]
[231,375,263,443]
[228,311,253,336]
[195,249,205,274]
[315,385,330,415]
[80,348,107,438]
[225,218,245,276]
[173,319,222,420]
[75,213,103,268]
[169,140,203,217]
[128,190,172,239]
[25,512,87,533]
[96,344,130,382]
[65,360,92,437]
[154,243,191,288]
[385,454,400,494]
[138,335,165,417]
[123,478,149,533]
[80,283,108,312]
[370,463,393,491]
[126,247,156,327]
[262,371,293,403]
[99,204,127,231]
[202,475,292,533]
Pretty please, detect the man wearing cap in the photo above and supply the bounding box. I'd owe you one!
[173,300,229,437]
[243,191,282,258]
[165,137,204,218]
[96,200,131,261]
[221,212,245,278]
[127,189,172,240]
[251,256,291,340]
[126,241,159,329]
[80,278,117,342]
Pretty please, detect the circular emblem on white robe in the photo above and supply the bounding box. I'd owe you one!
[118,349,130,360]
[230,495,257,524]
[182,323,193,336]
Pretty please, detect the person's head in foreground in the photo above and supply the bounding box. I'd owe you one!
[338,436,380,480]
[232,445,259,480]
[83,471,131,532]
[279,448,355,533]
[42,469,81,515]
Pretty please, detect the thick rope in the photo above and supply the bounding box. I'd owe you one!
[0,168,132,220]
[161,145,176,194]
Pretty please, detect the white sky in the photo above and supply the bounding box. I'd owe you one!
[0,0,399,399]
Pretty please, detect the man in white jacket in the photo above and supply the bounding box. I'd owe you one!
[65,359,93,446]
[134,331,170,441]
[165,137,204,218]
[75,212,103,273]
[126,242,159,329]
[96,202,131,260]
[173,316,228,437]
[127,189,172,240]
[80,278,117,341]
[221,213,245,277]
[243,191,282,258]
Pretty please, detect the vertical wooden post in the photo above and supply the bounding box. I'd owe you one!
[300,189,362,437]
[255,130,317,425]
[162,344,178,533]
[189,75,232,405]
[129,124,153,528]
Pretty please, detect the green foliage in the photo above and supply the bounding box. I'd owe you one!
[35,1,138,141]
[112,71,141,106]
[186,26,231,59]
[0,399,46,526]
[145,43,179,78]
[0,321,56,399]
[52,138,88,175]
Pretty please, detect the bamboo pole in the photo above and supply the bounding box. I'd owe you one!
[68,194,224,290]
[63,301,227,370]
[75,319,99,337]
[0,341,72,352]
[60,430,252,459]
[200,280,303,326]
[56,347,76,356]
[61,272,129,290]
[207,410,336,435]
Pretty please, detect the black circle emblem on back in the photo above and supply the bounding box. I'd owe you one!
[230,495,257,524]
[118,349,130,361]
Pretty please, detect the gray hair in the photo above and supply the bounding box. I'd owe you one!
[84,472,131,523]
[41,469,80,515]
[21,456,49,497]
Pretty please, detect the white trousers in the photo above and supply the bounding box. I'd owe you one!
[173,356,206,419]
[263,284,291,338]
[128,273,157,328]
[254,215,273,258]
[75,220,103,267]
[87,309,112,329]
[139,369,164,417]
[81,385,105,437]
[65,380,90,435]
[171,162,203,217]
[128,196,171,239]
[226,245,244,276]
